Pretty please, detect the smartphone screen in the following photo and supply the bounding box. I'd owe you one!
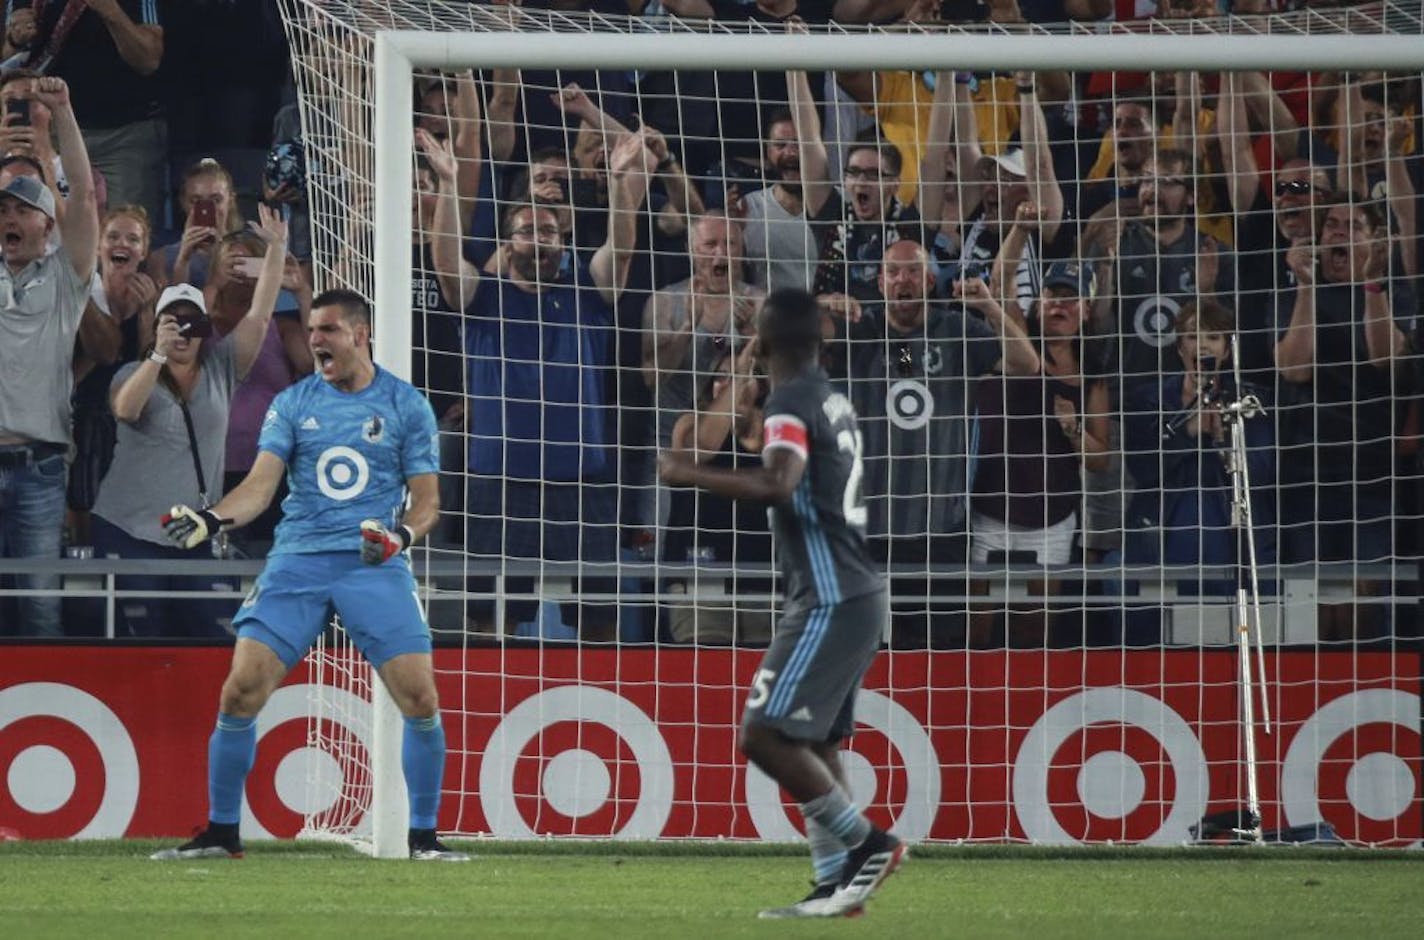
[5,98,30,127]
[190,197,217,228]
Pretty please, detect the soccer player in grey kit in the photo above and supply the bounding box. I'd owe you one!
[659,287,903,919]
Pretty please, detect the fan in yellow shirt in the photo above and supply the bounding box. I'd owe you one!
[837,69,1025,207]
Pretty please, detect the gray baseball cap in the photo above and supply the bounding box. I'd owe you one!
[0,175,57,221]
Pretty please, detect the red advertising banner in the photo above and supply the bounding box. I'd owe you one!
[1,647,1418,846]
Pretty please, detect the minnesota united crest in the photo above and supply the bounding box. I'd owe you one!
[362,415,385,444]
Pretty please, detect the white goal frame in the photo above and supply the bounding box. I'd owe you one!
[353,27,1424,860]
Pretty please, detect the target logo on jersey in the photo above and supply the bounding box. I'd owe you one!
[1132,294,1182,350]
[887,379,934,431]
[315,446,370,501]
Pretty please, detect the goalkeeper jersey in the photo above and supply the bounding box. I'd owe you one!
[259,366,439,555]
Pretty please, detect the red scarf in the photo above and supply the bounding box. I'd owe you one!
[23,0,91,73]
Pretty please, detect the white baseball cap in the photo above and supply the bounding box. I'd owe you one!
[979,147,1027,178]
[156,283,207,316]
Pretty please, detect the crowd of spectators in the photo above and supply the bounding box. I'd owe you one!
[0,0,300,636]
[0,0,1420,649]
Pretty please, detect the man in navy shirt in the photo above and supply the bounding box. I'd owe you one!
[429,126,657,641]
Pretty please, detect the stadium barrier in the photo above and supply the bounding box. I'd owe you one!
[1,643,1418,846]
[0,556,1418,644]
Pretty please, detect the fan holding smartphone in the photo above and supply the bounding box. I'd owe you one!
[0,94,37,169]
[90,206,292,638]
[0,73,55,177]
[147,158,244,289]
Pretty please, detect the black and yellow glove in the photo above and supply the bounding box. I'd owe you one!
[161,505,229,550]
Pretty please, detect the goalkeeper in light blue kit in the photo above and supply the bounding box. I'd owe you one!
[151,289,467,862]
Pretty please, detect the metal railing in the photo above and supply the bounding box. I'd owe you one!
[1,556,1418,645]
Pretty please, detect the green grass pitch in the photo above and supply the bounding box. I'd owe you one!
[2,840,1422,938]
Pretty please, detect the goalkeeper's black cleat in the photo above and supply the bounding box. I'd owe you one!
[757,881,863,919]
[408,828,471,862]
[150,825,244,861]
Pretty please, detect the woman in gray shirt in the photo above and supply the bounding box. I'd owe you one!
[90,206,288,637]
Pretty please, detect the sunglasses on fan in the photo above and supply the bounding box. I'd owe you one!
[1275,179,1324,197]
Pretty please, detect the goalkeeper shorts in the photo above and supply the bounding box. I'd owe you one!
[233,551,431,668]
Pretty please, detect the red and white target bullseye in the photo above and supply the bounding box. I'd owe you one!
[481,685,673,839]
[1280,689,1421,847]
[1044,724,1177,843]
[241,684,373,839]
[508,719,644,836]
[0,682,138,838]
[1014,688,1208,845]
[744,690,940,843]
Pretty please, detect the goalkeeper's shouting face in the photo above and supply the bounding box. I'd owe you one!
[309,299,372,391]
[505,205,564,285]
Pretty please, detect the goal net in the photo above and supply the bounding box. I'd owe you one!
[275,0,1424,856]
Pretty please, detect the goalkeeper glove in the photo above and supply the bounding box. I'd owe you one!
[360,519,413,565]
[161,505,229,550]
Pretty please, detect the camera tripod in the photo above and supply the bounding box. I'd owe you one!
[1211,378,1273,842]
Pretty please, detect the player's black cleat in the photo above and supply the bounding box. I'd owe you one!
[408,828,471,862]
[150,825,245,861]
[757,881,863,919]
[824,828,907,915]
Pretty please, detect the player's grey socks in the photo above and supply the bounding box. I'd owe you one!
[402,714,445,830]
[800,786,872,852]
[805,817,849,886]
[208,713,257,825]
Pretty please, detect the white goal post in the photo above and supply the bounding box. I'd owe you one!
[278,0,1424,860]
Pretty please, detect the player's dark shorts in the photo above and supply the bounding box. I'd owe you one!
[233,552,431,669]
[742,589,888,743]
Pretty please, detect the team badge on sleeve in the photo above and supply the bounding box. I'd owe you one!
[763,414,809,461]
